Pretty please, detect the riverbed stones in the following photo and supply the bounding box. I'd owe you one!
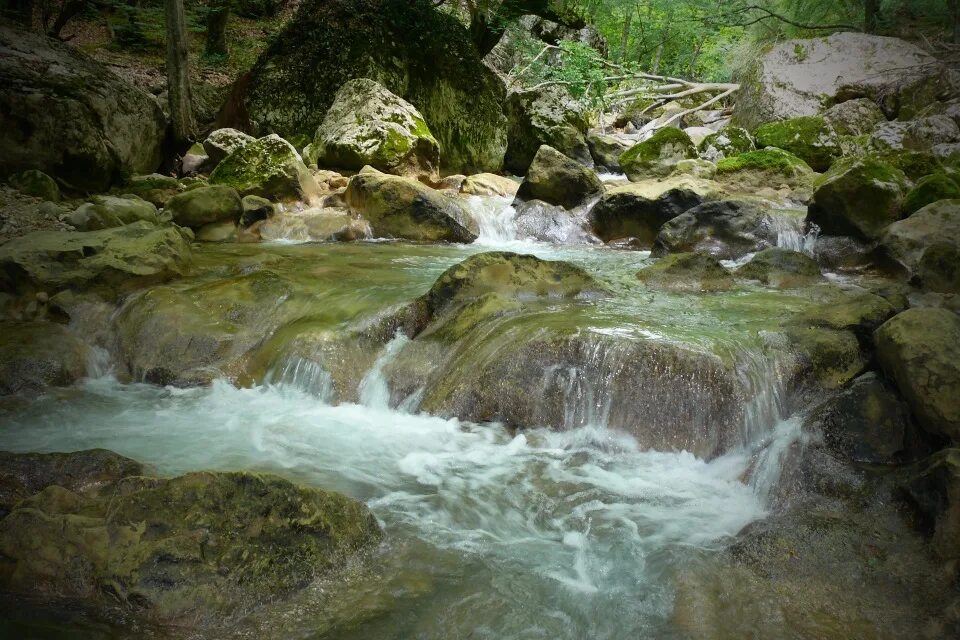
[879,199,960,276]
[754,116,842,172]
[164,185,243,229]
[312,79,440,179]
[875,308,960,444]
[0,222,192,293]
[68,195,160,231]
[588,180,709,246]
[7,170,60,202]
[504,85,592,174]
[0,453,382,626]
[652,200,777,259]
[732,32,948,129]
[344,170,476,242]
[619,127,698,180]
[736,247,821,288]
[202,128,255,167]
[514,145,602,209]
[0,24,165,191]
[636,252,734,292]
[209,135,317,201]
[806,157,909,240]
[0,321,89,395]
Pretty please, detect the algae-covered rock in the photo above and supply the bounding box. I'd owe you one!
[619,127,697,180]
[903,173,960,215]
[0,25,165,191]
[917,242,960,293]
[732,32,947,129]
[783,326,867,389]
[652,200,778,260]
[344,170,475,242]
[0,221,192,292]
[880,199,960,275]
[754,116,842,172]
[0,321,89,395]
[794,291,896,338]
[312,78,440,179]
[875,307,960,443]
[209,135,316,201]
[514,145,601,209]
[822,98,887,136]
[588,180,708,246]
[164,185,243,229]
[0,456,381,626]
[636,252,734,292]
[736,247,821,287]
[118,174,185,208]
[880,149,944,181]
[226,0,507,174]
[0,449,144,515]
[7,170,60,202]
[459,173,519,197]
[807,156,909,240]
[504,85,591,174]
[202,128,255,167]
[586,131,630,172]
[714,147,814,190]
[68,195,159,231]
[697,127,755,161]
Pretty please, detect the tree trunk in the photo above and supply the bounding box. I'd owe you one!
[205,4,230,57]
[617,11,632,63]
[164,0,196,149]
[47,0,87,38]
[864,0,880,34]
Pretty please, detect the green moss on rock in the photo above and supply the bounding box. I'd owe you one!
[619,127,697,180]
[736,247,821,287]
[754,116,842,171]
[903,173,960,215]
[636,252,735,292]
[7,170,60,202]
[697,127,755,161]
[209,135,316,201]
[714,148,813,190]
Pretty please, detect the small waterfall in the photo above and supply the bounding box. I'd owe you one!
[541,364,612,429]
[463,195,519,244]
[86,345,114,379]
[358,332,409,408]
[772,215,819,255]
[265,356,334,401]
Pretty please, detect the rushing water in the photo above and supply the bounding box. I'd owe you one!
[0,195,822,638]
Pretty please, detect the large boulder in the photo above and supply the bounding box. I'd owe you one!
[917,242,960,293]
[652,200,779,259]
[0,321,90,395]
[586,131,630,172]
[209,135,317,201]
[753,116,842,172]
[0,25,165,192]
[504,85,591,174]
[68,195,160,231]
[697,127,755,162]
[806,157,909,240]
[713,147,814,192]
[202,128,255,167]
[732,32,950,130]
[880,199,960,276]
[619,127,697,180]
[587,179,712,246]
[222,0,507,174]
[459,173,519,197]
[164,185,243,229]
[822,98,887,136]
[0,453,381,626]
[344,170,476,242]
[903,173,960,215]
[0,222,192,293]
[311,78,440,179]
[736,247,821,288]
[514,145,601,209]
[117,174,186,208]
[7,170,60,202]
[875,308,960,444]
[636,252,735,292]
[871,115,960,153]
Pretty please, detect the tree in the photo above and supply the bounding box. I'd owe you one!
[164,0,195,148]
[438,0,586,55]
[205,0,230,57]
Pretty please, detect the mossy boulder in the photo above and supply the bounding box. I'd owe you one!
[344,169,476,242]
[586,131,630,172]
[117,174,185,208]
[806,157,909,240]
[822,98,887,136]
[736,247,821,287]
[0,221,192,293]
[917,242,960,293]
[697,127,755,161]
[68,195,159,231]
[312,78,440,179]
[0,321,90,395]
[880,149,944,181]
[619,127,697,180]
[224,0,507,174]
[0,454,381,626]
[714,147,814,190]
[504,86,591,174]
[209,135,317,201]
[783,326,867,390]
[0,25,165,191]
[636,252,734,292]
[794,291,896,339]
[240,194,274,226]
[880,199,960,275]
[164,185,243,229]
[754,116,842,172]
[514,145,601,209]
[875,308,960,443]
[202,128,255,167]
[7,170,60,202]
[652,200,778,260]
[903,173,960,215]
[588,180,709,246]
